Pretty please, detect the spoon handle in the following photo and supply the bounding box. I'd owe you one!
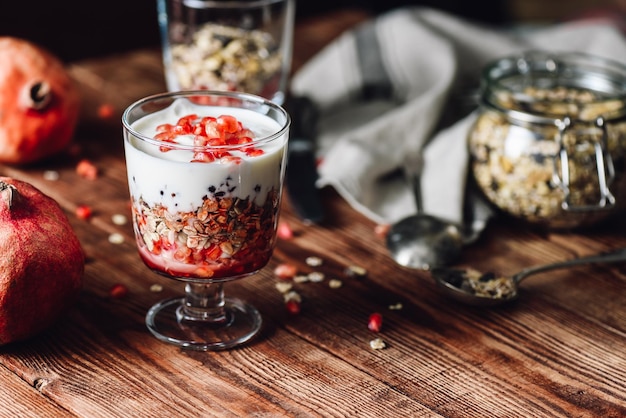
[513,247,626,283]
[403,153,424,214]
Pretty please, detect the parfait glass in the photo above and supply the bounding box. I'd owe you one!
[122,90,290,350]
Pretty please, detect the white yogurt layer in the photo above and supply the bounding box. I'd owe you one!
[124,99,287,213]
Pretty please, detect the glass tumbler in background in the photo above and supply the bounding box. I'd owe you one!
[157,0,295,105]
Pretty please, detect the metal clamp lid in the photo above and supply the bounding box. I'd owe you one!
[552,116,616,211]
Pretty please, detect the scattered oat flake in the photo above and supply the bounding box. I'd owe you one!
[305,256,323,267]
[277,221,294,240]
[109,283,128,299]
[307,271,325,283]
[275,282,293,294]
[43,170,59,181]
[76,159,98,180]
[150,284,163,292]
[108,233,125,244]
[328,279,342,289]
[75,205,92,220]
[293,274,309,284]
[369,337,387,350]
[389,302,403,310]
[345,265,367,278]
[112,213,128,225]
[274,263,297,280]
[283,290,301,303]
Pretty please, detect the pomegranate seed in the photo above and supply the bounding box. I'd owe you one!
[277,221,294,240]
[368,312,383,332]
[75,205,92,220]
[76,159,98,180]
[285,300,301,315]
[97,103,114,119]
[109,283,128,299]
[374,224,390,239]
[152,113,264,160]
[274,263,297,280]
[217,115,239,133]
[244,147,264,157]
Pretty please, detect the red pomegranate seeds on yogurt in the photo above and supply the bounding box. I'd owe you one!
[125,104,287,280]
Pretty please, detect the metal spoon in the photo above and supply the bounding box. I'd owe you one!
[430,247,626,307]
[386,155,464,270]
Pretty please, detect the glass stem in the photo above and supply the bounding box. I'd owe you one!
[178,282,229,324]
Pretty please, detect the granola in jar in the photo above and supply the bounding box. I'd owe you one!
[166,23,285,100]
[469,52,626,228]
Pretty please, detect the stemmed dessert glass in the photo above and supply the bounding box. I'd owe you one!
[122,90,290,350]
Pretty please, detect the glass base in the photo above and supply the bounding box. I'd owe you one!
[145,296,262,351]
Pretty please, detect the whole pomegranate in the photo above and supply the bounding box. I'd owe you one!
[0,177,84,345]
[0,37,80,164]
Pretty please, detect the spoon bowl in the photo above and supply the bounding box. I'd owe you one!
[431,267,519,307]
[431,247,626,307]
[387,214,463,270]
[386,154,464,270]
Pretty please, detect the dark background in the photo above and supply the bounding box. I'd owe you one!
[0,0,618,62]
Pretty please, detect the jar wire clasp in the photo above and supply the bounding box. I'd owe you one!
[553,116,616,211]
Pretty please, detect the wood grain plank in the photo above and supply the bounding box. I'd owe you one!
[0,364,75,417]
[1,9,625,417]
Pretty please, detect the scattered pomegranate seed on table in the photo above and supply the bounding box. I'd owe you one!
[274,263,298,280]
[109,283,128,299]
[283,290,302,315]
[368,312,383,332]
[285,299,301,315]
[76,159,98,180]
[97,103,115,119]
[277,221,294,240]
[75,205,92,220]
[374,224,390,239]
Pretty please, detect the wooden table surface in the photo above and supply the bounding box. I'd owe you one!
[1,9,625,418]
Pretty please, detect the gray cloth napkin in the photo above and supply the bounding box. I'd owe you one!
[290,6,626,233]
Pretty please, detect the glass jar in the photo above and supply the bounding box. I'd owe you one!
[468,51,626,228]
